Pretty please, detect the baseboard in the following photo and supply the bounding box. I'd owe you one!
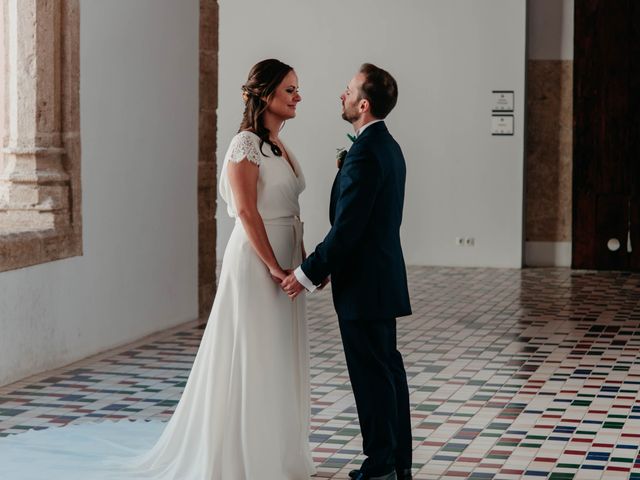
[525,241,572,267]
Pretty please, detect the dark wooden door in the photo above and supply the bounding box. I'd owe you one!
[630,1,640,270]
[573,0,640,270]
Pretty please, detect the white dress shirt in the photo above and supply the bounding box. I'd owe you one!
[294,119,383,292]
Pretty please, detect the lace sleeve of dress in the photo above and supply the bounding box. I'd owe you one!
[228,132,261,166]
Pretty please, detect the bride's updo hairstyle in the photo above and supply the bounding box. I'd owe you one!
[239,58,293,157]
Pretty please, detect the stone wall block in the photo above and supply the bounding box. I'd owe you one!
[1,208,67,232]
[1,183,41,207]
[35,0,62,137]
[199,0,218,51]
[61,1,80,133]
[1,0,82,272]
[198,110,217,164]
[198,0,219,319]
[198,186,216,219]
[199,53,218,110]
[525,59,573,242]
[62,133,81,225]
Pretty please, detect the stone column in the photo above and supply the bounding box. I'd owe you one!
[198,0,219,319]
[0,0,70,233]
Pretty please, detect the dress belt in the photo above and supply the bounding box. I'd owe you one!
[261,215,302,227]
[234,215,301,226]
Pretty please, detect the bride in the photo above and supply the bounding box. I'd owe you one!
[0,58,317,480]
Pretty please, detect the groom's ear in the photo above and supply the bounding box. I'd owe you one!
[359,98,370,113]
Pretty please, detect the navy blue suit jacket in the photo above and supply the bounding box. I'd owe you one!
[301,121,412,321]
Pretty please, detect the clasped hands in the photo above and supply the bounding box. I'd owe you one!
[270,268,329,300]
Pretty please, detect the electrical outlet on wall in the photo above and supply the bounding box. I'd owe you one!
[455,237,476,247]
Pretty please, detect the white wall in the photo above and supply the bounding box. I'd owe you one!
[217,0,527,268]
[0,0,199,387]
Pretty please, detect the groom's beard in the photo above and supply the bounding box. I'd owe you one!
[341,106,360,124]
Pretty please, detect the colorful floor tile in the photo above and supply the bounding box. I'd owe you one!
[2,267,640,479]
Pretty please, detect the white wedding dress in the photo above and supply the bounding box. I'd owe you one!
[0,131,316,480]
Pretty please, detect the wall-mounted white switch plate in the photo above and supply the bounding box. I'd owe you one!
[492,91,514,112]
[491,115,514,136]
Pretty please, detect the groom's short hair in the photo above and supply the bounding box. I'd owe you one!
[358,63,398,119]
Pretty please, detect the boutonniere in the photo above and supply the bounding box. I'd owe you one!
[336,134,357,169]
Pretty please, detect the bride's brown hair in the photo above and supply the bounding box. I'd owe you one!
[239,58,293,157]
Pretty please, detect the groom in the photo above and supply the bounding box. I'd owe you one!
[282,63,412,480]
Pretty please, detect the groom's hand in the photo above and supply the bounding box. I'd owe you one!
[282,272,305,299]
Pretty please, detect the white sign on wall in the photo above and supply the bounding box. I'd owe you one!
[491,114,515,135]
[492,90,514,112]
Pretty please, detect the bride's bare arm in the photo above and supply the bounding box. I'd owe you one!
[227,159,287,282]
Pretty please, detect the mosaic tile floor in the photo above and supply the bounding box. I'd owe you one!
[2,267,640,479]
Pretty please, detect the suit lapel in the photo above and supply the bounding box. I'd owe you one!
[329,172,340,224]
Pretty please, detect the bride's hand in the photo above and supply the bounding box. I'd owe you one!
[269,267,289,284]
